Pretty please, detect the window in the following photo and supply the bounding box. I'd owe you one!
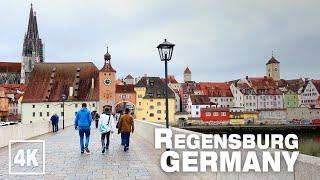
[206,112,211,116]
[39,112,42,117]
[32,105,35,108]
[47,105,49,108]
[214,112,219,116]
[47,112,50,117]
[61,104,64,108]
[157,110,161,114]
[92,103,95,107]
[139,102,142,106]
[150,105,154,110]
[196,111,199,115]
[75,104,78,108]
[32,112,35,117]
[157,102,161,106]
[150,113,154,117]
[138,94,142,98]
[221,112,227,116]
[196,106,199,109]
[158,118,161,121]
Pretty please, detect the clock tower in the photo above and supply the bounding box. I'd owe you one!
[99,47,116,112]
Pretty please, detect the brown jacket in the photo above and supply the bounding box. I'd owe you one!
[119,114,134,133]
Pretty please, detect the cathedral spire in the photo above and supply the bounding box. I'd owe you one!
[21,3,44,84]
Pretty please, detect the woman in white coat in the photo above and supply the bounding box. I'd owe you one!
[98,107,115,153]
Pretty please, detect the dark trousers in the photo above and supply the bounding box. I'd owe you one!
[101,131,111,149]
[95,120,99,128]
[78,127,90,151]
[121,132,130,148]
[52,123,58,132]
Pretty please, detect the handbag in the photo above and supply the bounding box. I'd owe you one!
[99,115,111,133]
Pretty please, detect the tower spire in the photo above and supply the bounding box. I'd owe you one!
[21,3,45,84]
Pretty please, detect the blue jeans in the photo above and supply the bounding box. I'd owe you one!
[121,132,130,147]
[78,126,90,151]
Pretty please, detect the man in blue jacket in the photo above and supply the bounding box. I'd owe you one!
[75,103,92,154]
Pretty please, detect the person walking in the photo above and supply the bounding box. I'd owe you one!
[55,114,59,132]
[75,103,92,154]
[98,108,115,153]
[50,113,58,133]
[118,108,134,152]
[92,111,100,128]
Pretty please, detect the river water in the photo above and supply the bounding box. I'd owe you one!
[296,132,320,157]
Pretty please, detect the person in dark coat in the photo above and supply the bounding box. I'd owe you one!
[50,113,59,133]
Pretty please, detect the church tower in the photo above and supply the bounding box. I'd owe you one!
[184,67,192,82]
[21,4,44,84]
[266,56,280,81]
[99,47,117,112]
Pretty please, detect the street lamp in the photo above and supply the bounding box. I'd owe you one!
[61,94,67,129]
[157,38,175,165]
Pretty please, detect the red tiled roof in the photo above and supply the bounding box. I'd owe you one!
[266,56,280,65]
[0,62,21,72]
[116,84,135,94]
[196,82,233,97]
[247,76,282,95]
[100,63,116,72]
[23,62,99,103]
[312,80,320,93]
[190,95,211,105]
[161,75,178,84]
[0,84,27,92]
[184,67,191,74]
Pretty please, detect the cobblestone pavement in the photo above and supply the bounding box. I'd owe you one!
[0,126,171,180]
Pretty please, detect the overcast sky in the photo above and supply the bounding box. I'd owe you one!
[0,0,319,82]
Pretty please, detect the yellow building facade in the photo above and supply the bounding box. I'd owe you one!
[134,77,176,123]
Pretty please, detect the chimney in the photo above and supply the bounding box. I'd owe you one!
[69,87,74,97]
[91,78,94,89]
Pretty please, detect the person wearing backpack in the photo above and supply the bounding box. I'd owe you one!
[98,107,115,153]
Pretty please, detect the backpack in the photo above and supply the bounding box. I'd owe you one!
[99,115,111,133]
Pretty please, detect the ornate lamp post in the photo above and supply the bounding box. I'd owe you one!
[157,39,175,165]
[61,94,67,129]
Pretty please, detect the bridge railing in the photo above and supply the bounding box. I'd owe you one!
[134,119,320,180]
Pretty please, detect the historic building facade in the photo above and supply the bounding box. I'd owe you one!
[134,77,175,123]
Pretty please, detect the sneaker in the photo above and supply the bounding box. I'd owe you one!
[81,150,84,154]
[124,146,128,152]
[85,147,90,153]
[102,148,105,154]
[106,146,109,150]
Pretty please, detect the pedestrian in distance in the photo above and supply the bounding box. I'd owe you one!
[99,107,115,153]
[50,113,59,133]
[75,103,92,154]
[118,108,134,152]
[92,111,100,128]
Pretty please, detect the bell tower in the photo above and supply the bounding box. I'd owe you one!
[266,56,280,81]
[99,47,116,112]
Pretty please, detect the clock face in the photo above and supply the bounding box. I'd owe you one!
[104,78,112,86]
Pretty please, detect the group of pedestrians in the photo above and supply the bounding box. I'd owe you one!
[74,103,134,154]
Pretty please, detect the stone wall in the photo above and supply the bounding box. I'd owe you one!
[0,118,74,148]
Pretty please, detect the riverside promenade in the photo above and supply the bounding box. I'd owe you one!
[0,126,170,180]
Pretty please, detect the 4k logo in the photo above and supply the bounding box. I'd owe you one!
[9,140,45,175]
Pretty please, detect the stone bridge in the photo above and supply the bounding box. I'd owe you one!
[0,120,320,180]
